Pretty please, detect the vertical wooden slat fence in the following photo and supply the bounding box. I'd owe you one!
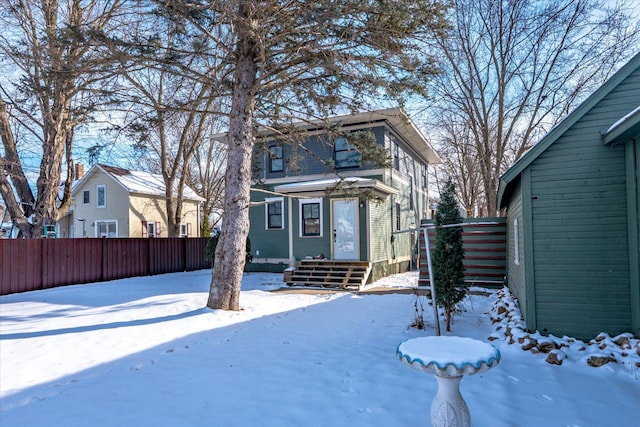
[419,218,507,288]
[0,237,210,296]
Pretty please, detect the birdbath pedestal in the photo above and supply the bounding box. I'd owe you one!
[396,336,501,427]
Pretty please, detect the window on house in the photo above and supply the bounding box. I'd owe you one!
[180,223,192,237]
[395,202,401,231]
[83,190,90,204]
[142,221,161,238]
[265,198,284,230]
[97,185,106,208]
[421,164,427,189]
[513,218,520,265]
[269,145,283,172]
[409,177,414,211]
[393,143,401,171]
[334,137,361,169]
[96,221,117,238]
[300,198,322,237]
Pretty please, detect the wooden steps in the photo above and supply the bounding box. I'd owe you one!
[285,260,372,290]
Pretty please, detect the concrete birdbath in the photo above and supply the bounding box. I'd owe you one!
[397,336,501,427]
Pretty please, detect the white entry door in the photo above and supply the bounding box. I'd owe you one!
[332,199,359,260]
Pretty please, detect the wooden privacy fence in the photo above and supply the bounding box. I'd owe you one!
[419,218,507,288]
[0,237,210,296]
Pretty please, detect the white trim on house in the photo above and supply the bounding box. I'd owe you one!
[264,197,285,230]
[299,198,323,237]
[95,219,117,237]
[96,185,106,208]
[274,177,398,198]
[261,168,388,185]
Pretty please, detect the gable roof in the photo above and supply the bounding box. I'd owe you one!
[73,164,205,202]
[497,51,640,209]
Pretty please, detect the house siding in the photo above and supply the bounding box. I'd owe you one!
[72,170,130,237]
[369,198,391,263]
[129,194,167,237]
[505,180,526,311]
[248,194,290,262]
[256,126,389,181]
[527,67,639,339]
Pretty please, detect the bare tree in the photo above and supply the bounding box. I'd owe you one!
[115,68,220,236]
[188,129,226,237]
[155,0,449,310]
[426,0,640,216]
[104,9,233,237]
[0,0,128,237]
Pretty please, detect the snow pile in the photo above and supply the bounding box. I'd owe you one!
[488,287,640,371]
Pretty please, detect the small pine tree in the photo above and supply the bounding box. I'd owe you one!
[432,178,466,332]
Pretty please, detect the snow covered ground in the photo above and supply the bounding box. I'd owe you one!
[1,270,638,426]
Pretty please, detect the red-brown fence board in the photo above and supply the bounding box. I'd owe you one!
[419,218,507,288]
[0,237,210,296]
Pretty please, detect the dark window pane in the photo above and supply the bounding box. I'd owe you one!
[302,203,320,236]
[269,145,283,172]
[304,218,320,235]
[267,201,283,229]
[334,137,361,169]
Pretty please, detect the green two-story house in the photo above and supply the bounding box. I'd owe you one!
[247,108,441,283]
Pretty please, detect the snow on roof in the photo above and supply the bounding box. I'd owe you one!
[77,164,204,202]
[606,105,640,134]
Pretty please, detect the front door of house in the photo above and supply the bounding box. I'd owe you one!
[332,199,359,260]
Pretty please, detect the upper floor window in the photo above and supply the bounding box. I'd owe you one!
[393,143,400,170]
[409,177,414,211]
[334,137,361,169]
[269,145,283,172]
[83,190,90,204]
[300,198,322,237]
[395,202,401,231]
[265,198,284,230]
[97,185,106,208]
[421,164,427,189]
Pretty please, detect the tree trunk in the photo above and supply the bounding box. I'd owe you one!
[207,8,258,311]
[0,97,36,236]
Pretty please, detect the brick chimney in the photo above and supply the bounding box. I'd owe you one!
[75,163,84,180]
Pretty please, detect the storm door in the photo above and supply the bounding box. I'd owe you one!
[332,199,359,260]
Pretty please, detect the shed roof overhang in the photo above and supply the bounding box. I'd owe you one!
[273,177,398,199]
[603,106,640,145]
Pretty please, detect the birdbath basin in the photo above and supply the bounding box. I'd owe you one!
[397,336,501,427]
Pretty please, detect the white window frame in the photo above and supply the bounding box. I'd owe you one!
[95,220,117,238]
[83,190,90,205]
[513,218,520,265]
[265,197,284,230]
[299,198,323,237]
[96,185,106,208]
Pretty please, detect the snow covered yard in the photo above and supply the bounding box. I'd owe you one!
[1,270,638,427]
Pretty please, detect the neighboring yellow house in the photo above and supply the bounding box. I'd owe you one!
[59,164,204,238]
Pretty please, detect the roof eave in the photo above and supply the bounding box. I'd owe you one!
[498,51,640,206]
[603,108,640,145]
